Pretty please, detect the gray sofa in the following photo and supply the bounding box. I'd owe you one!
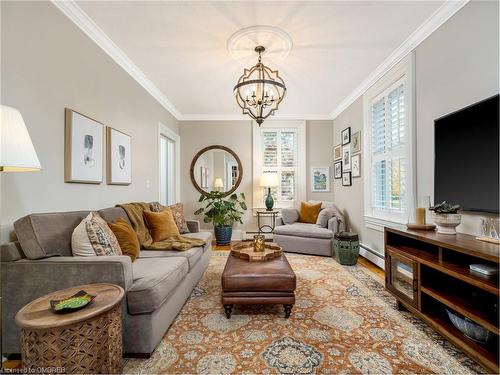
[1,206,211,357]
[273,204,345,257]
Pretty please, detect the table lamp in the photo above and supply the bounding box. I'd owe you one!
[1,105,41,172]
[214,177,224,191]
[260,172,278,211]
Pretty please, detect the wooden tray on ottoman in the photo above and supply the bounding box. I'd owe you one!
[231,242,282,261]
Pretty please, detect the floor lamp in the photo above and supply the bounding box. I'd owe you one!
[0,105,41,361]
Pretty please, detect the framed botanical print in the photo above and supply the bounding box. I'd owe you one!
[65,108,104,184]
[107,127,131,185]
[341,127,351,145]
[342,143,351,171]
[352,131,361,153]
[334,161,342,179]
[352,154,361,177]
[311,166,330,192]
[334,144,342,160]
[342,172,352,186]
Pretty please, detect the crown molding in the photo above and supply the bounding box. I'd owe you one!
[330,0,470,120]
[178,113,333,122]
[51,0,182,119]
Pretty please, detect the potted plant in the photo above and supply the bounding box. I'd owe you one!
[194,191,247,245]
[429,201,461,234]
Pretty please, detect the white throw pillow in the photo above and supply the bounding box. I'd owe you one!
[71,215,96,257]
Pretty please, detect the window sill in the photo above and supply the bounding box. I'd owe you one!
[364,215,406,232]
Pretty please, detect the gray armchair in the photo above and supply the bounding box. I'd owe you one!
[273,204,345,257]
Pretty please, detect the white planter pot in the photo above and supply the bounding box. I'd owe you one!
[433,213,461,234]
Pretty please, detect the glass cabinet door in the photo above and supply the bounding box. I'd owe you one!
[387,251,418,307]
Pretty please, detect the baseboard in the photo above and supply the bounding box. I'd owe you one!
[359,243,385,269]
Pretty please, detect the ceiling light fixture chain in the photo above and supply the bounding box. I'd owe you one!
[233,45,286,125]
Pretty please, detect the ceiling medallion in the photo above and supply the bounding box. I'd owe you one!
[233,46,287,126]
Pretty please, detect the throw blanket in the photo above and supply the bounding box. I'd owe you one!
[117,202,205,251]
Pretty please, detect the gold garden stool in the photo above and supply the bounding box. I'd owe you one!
[15,283,124,374]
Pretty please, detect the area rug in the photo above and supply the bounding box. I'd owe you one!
[124,252,485,374]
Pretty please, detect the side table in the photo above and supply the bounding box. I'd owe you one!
[256,210,280,233]
[15,283,124,374]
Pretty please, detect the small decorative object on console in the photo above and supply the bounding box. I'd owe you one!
[446,309,494,344]
[430,201,461,234]
[50,290,96,313]
[469,264,499,276]
[407,196,436,231]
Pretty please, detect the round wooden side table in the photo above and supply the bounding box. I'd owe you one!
[15,283,124,374]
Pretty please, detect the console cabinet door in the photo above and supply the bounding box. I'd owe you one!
[386,250,419,308]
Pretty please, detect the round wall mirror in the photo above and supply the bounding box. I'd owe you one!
[190,145,243,197]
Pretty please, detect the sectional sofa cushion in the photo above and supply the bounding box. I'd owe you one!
[150,202,190,234]
[281,207,299,225]
[316,208,335,228]
[139,247,202,270]
[273,222,334,239]
[143,209,180,242]
[98,206,131,225]
[127,257,189,314]
[108,218,140,261]
[14,211,90,259]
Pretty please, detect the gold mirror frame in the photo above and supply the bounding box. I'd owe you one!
[189,145,243,197]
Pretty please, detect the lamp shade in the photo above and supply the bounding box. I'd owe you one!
[260,172,279,187]
[214,178,224,188]
[1,106,41,172]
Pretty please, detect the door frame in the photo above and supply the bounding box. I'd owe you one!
[158,123,180,204]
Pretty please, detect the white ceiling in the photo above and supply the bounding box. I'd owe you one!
[74,1,446,119]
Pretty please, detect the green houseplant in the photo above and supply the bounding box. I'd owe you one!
[194,192,247,245]
[429,201,462,235]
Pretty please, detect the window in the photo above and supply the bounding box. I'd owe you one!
[363,54,415,228]
[159,124,180,205]
[253,121,306,210]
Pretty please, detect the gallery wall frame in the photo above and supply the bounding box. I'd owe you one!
[107,127,132,185]
[64,108,104,184]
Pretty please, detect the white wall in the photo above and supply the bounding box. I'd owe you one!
[1,1,178,242]
[333,1,499,259]
[180,120,334,232]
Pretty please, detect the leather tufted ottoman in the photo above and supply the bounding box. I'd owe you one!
[221,253,296,318]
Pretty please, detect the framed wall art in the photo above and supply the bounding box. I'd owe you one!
[107,127,131,185]
[64,108,104,184]
[342,172,352,186]
[341,127,351,145]
[334,144,342,160]
[334,161,342,179]
[352,131,361,153]
[342,143,351,171]
[352,154,361,177]
[311,166,330,192]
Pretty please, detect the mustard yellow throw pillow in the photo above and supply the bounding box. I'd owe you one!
[143,208,180,242]
[298,201,322,224]
[108,218,140,262]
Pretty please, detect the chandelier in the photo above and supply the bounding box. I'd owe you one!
[233,46,286,125]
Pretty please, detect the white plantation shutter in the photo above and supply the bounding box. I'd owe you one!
[370,81,407,214]
[261,129,298,204]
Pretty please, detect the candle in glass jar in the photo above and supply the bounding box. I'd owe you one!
[253,235,265,252]
[415,207,426,225]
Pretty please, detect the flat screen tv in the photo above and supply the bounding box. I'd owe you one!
[434,94,499,214]
[434,95,499,213]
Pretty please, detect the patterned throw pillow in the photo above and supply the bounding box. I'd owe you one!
[150,202,190,234]
[85,212,122,256]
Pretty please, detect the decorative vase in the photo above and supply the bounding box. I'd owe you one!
[433,213,461,234]
[253,234,266,252]
[265,188,274,211]
[214,225,232,245]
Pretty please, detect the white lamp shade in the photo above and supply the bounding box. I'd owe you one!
[1,105,41,172]
[214,178,224,188]
[260,172,279,187]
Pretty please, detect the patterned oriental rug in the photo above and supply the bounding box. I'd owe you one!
[124,252,485,374]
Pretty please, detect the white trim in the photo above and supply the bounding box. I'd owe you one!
[363,53,416,228]
[158,123,181,204]
[359,243,385,269]
[331,0,469,120]
[364,215,406,233]
[252,121,306,209]
[178,113,332,122]
[51,0,181,119]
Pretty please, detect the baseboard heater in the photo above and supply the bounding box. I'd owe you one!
[359,243,384,259]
